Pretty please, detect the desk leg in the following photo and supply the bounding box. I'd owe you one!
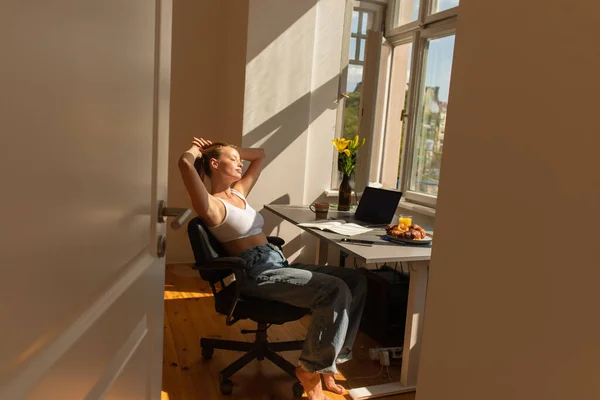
[347,262,429,399]
[339,251,347,267]
[316,239,329,265]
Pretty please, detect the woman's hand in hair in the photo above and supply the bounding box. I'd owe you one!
[184,137,211,160]
[192,137,213,151]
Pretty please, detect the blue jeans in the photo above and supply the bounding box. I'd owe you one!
[238,244,367,374]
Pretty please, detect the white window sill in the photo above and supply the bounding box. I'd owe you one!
[323,190,436,217]
[396,199,436,217]
[324,189,358,198]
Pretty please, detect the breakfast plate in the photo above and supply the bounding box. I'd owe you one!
[384,234,432,245]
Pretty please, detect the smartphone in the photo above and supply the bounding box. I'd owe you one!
[339,238,375,245]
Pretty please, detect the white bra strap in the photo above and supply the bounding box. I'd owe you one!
[230,188,245,199]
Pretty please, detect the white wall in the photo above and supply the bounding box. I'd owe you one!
[416,1,600,399]
[167,0,248,264]
[243,0,345,263]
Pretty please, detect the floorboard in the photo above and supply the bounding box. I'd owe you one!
[162,264,415,400]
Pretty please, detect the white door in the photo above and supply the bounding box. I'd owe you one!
[0,1,172,399]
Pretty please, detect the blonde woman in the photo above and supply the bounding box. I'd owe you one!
[179,137,367,399]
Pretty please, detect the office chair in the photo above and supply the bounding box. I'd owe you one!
[187,217,309,396]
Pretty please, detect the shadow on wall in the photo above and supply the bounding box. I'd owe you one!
[244,73,341,171]
[245,0,317,64]
[260,193,305,260]
[262,193,290,237]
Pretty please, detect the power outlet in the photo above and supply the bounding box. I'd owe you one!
[369,347,403,361]
[378,351,390,366]
[368,348,380,360]
[389,347,403,359]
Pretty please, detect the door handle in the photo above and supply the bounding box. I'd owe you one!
[158,200,193,230]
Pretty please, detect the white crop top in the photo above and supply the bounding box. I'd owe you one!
[207,189,265,243]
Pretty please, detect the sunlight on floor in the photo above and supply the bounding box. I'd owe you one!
[163,289,212,299]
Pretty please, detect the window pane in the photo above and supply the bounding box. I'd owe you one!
[351,11,359,34]
[344,64,363,139]
[431,0,459,14]
[409,35,455,196]
[392,0,419,29]
[360,12,369,35]
[359,39,365,62]
[349,37,357,61]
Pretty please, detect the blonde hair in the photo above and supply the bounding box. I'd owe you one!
[194,142,239,180]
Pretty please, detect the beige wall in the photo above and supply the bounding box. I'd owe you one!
[166,0,249,264]
[416,1,600,399]
[242,0,346,264]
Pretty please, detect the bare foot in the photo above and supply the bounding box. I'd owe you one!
[323,374,345,394]
[296,367,331,400]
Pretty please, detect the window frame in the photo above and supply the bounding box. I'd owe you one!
[384,1,458,208]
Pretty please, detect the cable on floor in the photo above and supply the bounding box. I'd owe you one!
[385,366,393,382]
[346,365,384,389]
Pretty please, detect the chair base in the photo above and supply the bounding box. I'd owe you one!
[200,322,304,390]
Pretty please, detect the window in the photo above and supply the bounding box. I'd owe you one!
[332,1,384,189]
[344,9,373,140]
[331,0,457,207]
[432,0,459,13]
[409,35,454,196]
[382,0,459,206]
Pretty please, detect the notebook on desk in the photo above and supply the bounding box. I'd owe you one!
[343,187,403,227]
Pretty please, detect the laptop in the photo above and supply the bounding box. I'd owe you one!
[344,186,403,227]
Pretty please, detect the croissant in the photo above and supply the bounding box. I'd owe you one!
[387,223,427,240]
[400,230,413,239]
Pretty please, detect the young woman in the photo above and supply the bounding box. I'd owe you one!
[178,137,367,399]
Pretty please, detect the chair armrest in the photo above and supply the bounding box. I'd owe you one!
[266,236,285,250]
[193,257,248,326]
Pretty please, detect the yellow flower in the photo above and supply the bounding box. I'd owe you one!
[343,149,351,157]
[347,135,366,151]
[331,138,350,152]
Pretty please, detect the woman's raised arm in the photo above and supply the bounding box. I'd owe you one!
[233,147,266,197]
[178,138,223,225]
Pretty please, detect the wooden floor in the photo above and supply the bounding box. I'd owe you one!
[162,264,415,400]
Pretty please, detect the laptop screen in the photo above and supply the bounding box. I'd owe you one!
[354,187,403,225]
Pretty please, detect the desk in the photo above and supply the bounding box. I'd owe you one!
[265,205,431,399]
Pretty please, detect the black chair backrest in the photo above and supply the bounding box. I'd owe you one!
[187,217,233,284]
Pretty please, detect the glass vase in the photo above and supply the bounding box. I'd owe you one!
[338,173,352,211]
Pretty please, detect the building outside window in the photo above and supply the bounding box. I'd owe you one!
[333,0,459,208]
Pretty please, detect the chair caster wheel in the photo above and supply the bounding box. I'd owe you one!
[220,379,234,395]
[292,381,304,397]
[201,347,214,360]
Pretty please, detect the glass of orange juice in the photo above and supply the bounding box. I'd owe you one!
[398,215,413,227]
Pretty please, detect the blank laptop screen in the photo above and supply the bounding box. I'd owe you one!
[354,187,403,225]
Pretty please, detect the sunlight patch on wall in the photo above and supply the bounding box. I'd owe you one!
[243,7,316,135]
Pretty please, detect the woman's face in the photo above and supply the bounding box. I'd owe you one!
[214,146,243,181]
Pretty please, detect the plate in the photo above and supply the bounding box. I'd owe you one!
[384,234,432,245]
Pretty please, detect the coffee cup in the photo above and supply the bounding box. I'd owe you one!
[309,202,329,219]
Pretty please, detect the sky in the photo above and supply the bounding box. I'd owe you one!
[424,35,455,102]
